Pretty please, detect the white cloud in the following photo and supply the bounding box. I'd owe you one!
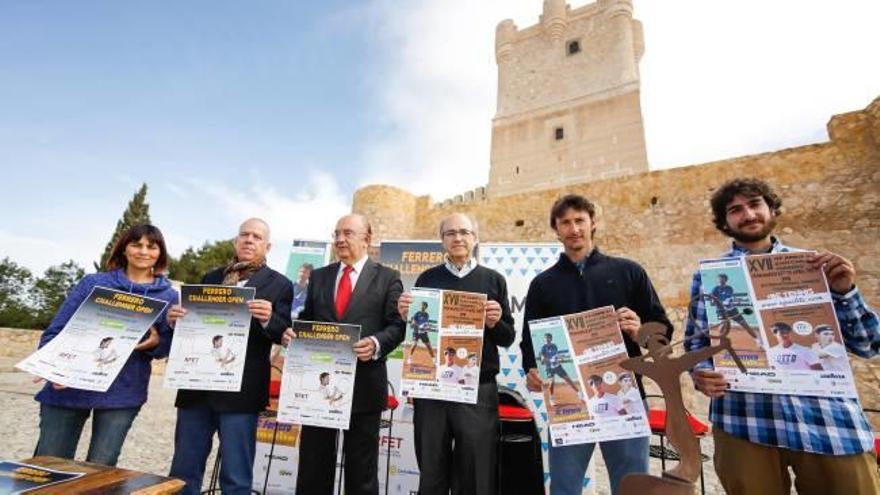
[0,230,94,275]
[359,0,880,193]
[636,0,880,168]
[358,0,541,202]
[181,171,350,271]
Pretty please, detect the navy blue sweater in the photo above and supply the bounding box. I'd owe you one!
[519,249,673,395]
[35,269,178,409]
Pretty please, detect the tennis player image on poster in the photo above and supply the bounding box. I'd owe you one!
[699,251,858,398]
[16,286,168,392]
[565,306,650,442]
[400,288,486,404]
[277,320,360,429]
[164,285,255,392]
[699,259,768,373]
[528,317,590,447]
[402,288,440,381]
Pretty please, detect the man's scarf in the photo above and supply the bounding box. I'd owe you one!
[222,258,266,285]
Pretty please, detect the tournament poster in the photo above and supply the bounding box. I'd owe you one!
[285,240,330,320]
[277,320,360,429]
[164,285,255,392]
[16,286,168,392]
[0,460,84,494]
[480,243,572,492]
[377,241,444,290]
[400,288,486,404]
[699,252,857,397]
[251,412,301,494]
[564,307,650,440]
[529,307,650,447]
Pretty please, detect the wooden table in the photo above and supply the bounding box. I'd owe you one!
[18,456,186,494]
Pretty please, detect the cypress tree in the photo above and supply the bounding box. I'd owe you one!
[95,183,151,270]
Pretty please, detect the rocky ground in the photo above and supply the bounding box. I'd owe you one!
[0,356,731,494]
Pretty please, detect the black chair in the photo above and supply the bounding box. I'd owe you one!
[497,386,544,495]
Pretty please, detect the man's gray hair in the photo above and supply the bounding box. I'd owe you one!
[438,213,479,239]
[239,217,271,241]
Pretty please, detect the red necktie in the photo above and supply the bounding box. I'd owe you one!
[336,265,354,317]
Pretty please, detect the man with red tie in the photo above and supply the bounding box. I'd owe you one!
[284,213,405,495]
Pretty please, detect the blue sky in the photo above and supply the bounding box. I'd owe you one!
[2,0,879,274]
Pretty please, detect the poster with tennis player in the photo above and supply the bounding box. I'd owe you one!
[164,285,255,392]
[16,286,168,392]
[277,320,360,429]
[401,288,486,403]
[699,252,857,397]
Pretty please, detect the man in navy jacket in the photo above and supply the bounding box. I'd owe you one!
[168,218,293,495]
[520,195,672,495]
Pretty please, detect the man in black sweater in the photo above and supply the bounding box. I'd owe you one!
[519,195,672,495]
[398,212,515,495]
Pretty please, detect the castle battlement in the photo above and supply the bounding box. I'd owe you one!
[490,0,648,198]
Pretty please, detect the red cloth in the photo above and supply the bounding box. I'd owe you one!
[269,379,281,398]
[499,404,534,421]
[648,408,710,436]
[335,265,353,317]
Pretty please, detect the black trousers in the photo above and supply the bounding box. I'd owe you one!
[296,411,381,495]
[413,381,500,495]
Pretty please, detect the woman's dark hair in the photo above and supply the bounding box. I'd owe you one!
[550,194,597,229]
[106,224,169,272]
[710,178,782,233]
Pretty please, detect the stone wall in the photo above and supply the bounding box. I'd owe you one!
[0,328,41,359]
[358,97,880,308]
[353,96,880,428]
[0,327,167,375]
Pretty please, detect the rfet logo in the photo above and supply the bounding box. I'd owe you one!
[380,435,403,449]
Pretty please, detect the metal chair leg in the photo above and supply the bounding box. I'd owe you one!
[262,418,281,495]
[201,452,221,494]
[659,434,666,471]
[336,432,345,495]
[385,410,393,495]
[700,460,705,495]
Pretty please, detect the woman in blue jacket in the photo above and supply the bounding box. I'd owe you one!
[33,224,179,466]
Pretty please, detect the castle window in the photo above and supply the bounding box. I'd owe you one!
[515,166,520,175]
[567,40,581,55]
[515,220,525,227]
[555,127,564,140]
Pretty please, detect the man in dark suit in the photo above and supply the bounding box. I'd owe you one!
[167,218,293,495]
[284,213,405,495]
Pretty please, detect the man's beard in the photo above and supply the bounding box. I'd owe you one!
[729,217,777,243]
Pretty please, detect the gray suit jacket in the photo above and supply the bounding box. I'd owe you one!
[299,258,405,413]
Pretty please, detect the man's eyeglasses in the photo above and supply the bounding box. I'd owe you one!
[441,229,474,239]
[332,229,366,240]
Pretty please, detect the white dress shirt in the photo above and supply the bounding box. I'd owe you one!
[444,255,478,279]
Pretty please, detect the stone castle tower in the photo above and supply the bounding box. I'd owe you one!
[489,0,648,197]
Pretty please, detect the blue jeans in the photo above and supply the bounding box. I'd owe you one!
[169,407,258,495]
[549,435,650,495]
[34,403,140,466]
